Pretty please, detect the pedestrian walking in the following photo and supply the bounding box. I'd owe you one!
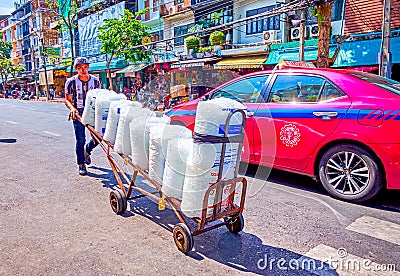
[49,87,55,100]
[64,57,101,176]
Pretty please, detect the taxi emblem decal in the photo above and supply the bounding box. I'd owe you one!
[280,124,301,147]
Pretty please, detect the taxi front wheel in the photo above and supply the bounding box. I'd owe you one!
[318,144,383,203]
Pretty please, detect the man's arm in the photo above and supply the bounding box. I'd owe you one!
[64,79,78,120]
[65,94,78,120]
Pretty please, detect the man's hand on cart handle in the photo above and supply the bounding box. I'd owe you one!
[64,96,78,121]
[69,108,78,120]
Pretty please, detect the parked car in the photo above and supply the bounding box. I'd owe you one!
[166,63,400,202]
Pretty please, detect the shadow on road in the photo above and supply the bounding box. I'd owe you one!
[239,162,400,213]
[85,164,339,275]
[0,138,17,143]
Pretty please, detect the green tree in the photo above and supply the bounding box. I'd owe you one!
[0,35,12,59]
[98,9,151,89]
[0,36,13,92]
[45,0,79,76]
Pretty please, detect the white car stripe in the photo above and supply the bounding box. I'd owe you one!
[346,216,400,246]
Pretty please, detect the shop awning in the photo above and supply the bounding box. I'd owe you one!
[170,57,220,69]
[265,45,337,65]
[115,63,149,74]
[214,55,267,69]
[52,65,67,71]
[332,36,400,67]
[66,59,126,73]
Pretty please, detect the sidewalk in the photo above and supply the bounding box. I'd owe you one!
[37,96,65,103]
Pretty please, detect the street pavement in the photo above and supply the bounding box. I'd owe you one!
[0,98,399,275]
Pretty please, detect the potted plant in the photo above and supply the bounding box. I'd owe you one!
[209,31,225,50]
[185,35,200,48]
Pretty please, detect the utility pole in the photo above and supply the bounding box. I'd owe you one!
[29,47,39,98]
[299,9,306,61]
[379,0,392,78]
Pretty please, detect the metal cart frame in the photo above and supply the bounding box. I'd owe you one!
[67,102,248,253]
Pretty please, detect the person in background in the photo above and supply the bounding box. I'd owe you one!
[64,57,101,176]
[49,87,55,100]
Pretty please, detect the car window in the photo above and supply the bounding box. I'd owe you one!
[211,75,269,103]
[319,82,346,101]
[268,75,325,103]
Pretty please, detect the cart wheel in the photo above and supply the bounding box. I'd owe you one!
[109,189,127,214]
[224,214,244,234]
[173,223,193,254]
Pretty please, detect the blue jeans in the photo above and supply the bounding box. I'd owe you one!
[73,120,98,165]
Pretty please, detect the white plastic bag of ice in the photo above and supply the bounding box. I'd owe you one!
[129,115,170,170]
[114,106,154,154]
[81,89,111,126]
[148,125,192,184]
[94,93,126,135]
[161,138,193,199]
[180,142,239,217]
[194,97,246,137]
[103,100,142,144]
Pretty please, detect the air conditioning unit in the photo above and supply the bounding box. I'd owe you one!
[262,30,278,42]
[308,24,319,38]
[290,27,308,40]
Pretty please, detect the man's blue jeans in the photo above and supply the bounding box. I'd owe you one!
[73,120,98,165]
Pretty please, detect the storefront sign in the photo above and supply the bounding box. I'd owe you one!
[170,61,205,68]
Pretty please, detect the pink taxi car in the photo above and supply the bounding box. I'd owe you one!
[166,66,400,202]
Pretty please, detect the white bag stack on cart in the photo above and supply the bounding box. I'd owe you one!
[103,100,142,144]
[148,125,192,184]
[181,97,246,217]
[161,138,193,199]
[81,89,111,126]
[114,106,154,155]
[129,115,170,170]
[94,92,126,135]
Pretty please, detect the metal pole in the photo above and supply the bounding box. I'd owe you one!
[299,9,306,61]
[30,47,39,98]
[379,0,392,78]
[40,36,50,100]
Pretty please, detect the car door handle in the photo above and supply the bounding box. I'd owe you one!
[247,111,255,117]
[313,111,338,119]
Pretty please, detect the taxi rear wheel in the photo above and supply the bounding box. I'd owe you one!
[318,144,383,202]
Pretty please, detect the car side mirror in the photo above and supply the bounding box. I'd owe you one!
[203,93,211,101]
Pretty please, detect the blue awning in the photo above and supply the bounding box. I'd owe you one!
[115,63,149,74]
[66,59,126,72]
[265,45,337,65]
[333,36,400,67]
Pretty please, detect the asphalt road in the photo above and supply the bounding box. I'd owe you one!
[0,98,399,275]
